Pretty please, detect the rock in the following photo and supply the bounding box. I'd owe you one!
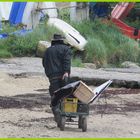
[84,63,96,69]
[36,41,51,58]
[129,131,138,134]
[44,121,56,129]
[121,61,140,68]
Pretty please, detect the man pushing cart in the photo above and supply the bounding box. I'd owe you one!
[52,80,112,131]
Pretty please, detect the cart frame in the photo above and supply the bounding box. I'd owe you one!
[57,97,89,132]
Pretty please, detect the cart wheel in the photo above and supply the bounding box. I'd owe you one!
[81,117,87,132]
[78,116,82,129]
[60,116,66,131]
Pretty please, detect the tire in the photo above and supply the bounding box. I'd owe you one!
[81,117,87,132]
[78,116,82,129]
[60,116,66,131]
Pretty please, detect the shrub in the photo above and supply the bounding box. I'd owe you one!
[71,57,84,67]
[59,8,70,22]
[0,18,140,67]
[71,19,140,66]
[0,49,12,58]
[0,23,60,57]
[85,37,107,66]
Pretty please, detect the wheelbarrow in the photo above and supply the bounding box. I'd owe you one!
[52,79,112,131]
[57,97,89,132]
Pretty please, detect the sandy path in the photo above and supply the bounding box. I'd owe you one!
[0,72,140,138]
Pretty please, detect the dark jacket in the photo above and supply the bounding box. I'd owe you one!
[42,41,71,79]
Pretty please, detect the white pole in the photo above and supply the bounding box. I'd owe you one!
[70,2,77,21]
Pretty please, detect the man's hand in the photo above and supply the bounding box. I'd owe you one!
[62,72,69,80]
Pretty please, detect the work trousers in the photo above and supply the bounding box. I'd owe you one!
[48,77,64,122]
[49,77,63,97]
[48,76,70,122]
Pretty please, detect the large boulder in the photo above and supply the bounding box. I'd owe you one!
[36,41,51,57]
[84,63,96,69]
[121,61,140,68]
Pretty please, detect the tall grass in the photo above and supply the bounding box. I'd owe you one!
[0,18,140,67]
[85,38,107,66]
[58,8,70,23]
[0,23,60,57]
[71,20,140,66]
[71,57,84,67]
[0,49,12,58]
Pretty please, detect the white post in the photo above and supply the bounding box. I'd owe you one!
[70,2,77,21]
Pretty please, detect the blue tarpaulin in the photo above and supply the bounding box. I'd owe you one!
[0,29,32,39]
[0,2,32,39]
[89,2,111,19]
[9,2,27,25]
[10,29,32,36]
[0,33,8,39]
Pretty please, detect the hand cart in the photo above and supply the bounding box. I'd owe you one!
[56,97,89,132]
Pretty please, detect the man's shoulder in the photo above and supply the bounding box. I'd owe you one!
[47,44,70,51]
[59,44,70,49]
[44,46,52,55]
[45,45,53,51]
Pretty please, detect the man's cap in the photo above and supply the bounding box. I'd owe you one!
[52,34,65,41]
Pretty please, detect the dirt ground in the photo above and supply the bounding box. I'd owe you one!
[0,57,140,138]
[0,58,140,138]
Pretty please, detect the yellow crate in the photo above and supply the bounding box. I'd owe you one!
[73,81,94,104]
[63,98,78,113]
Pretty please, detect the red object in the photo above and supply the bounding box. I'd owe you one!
[111,2,135,20]
[111,2,140,39]
[112,18,140,39]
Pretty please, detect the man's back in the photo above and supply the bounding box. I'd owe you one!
[43,43,71,78]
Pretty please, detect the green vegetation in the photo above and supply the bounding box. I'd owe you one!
[0,17,140,67]
[71,20,140,67]
[0,23,60,58]
[59,8,70,23]
[124,3,140,28]
[71,57,84,67]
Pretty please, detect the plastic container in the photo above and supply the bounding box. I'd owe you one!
[63,98,78,113]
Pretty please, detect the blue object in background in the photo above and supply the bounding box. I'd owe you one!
[9,2,27,25]
[0,2,32,39]
[0,33,8,39]
[9,2,20,24]
[0,29,32,39]
[89,2,96,11]
[89,2,110,19]
[11,29,33,36]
